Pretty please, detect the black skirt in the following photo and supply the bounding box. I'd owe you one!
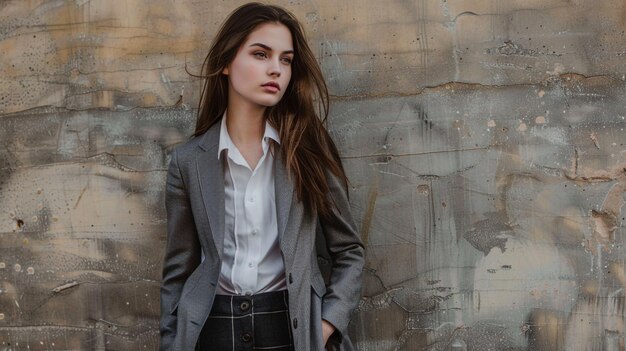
[196,290,294,351]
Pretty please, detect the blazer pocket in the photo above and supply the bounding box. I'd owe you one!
[311,272,327,297]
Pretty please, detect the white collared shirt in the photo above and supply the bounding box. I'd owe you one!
[216,114,286,295]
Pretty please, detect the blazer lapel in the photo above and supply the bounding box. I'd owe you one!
[195,123,225,260]
[274,148,302,264]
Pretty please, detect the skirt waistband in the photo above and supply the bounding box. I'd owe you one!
[210,289,289,316]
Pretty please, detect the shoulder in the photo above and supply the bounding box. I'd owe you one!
[171,133,203,156]
[171,121,221,159]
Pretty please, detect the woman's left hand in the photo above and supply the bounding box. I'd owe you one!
[322,319,336,345]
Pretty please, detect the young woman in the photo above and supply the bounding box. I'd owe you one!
[160,3,364,350]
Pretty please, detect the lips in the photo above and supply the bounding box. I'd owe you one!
[261,81,280,91]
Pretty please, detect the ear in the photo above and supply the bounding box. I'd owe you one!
[222,66,229,75]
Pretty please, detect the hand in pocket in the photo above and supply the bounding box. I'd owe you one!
[322,319,336,348]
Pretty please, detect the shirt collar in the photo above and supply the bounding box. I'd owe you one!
[217,111,281,160]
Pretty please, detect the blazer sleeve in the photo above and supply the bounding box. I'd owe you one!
[319,170,365,343]
[160,148,202,351]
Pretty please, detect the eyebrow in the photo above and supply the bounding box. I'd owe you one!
[249,43,294,55]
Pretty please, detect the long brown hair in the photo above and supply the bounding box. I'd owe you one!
[193,2,348,219]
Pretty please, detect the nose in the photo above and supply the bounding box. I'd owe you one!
[268,58,281,77]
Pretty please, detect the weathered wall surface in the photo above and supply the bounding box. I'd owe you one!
[1,0,625,350]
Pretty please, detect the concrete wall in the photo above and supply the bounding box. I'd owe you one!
[1,0,625,350]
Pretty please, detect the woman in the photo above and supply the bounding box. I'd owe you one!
[160,3,364,350]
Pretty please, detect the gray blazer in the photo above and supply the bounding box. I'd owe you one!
[160,121,365,351]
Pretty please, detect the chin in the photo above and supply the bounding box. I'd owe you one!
[256,98,283,107]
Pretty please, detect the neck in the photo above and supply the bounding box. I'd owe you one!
[225,103,266,146]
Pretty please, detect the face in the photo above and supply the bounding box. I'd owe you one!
[223,22,294,110]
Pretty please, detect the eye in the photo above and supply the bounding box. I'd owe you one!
[281,56,293,65]
[254,51,267,59]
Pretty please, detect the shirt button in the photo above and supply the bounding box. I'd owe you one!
[292,318,298,329]
[252,229,258,235]
[244,290,253,296]
[248,262,254,268]
[248,197,255,203]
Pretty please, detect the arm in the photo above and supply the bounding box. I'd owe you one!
[319,170,365,345]
[160,149,202,351]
